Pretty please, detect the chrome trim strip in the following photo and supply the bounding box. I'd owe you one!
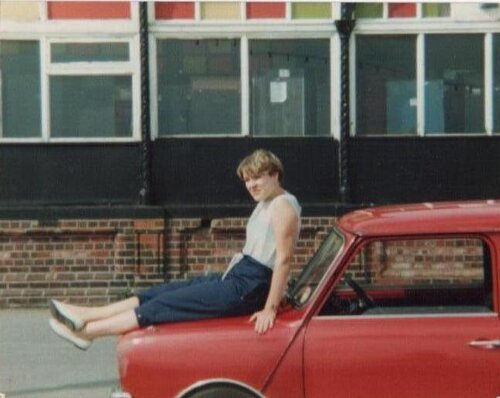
[175,378,265,398]
[314,313,498,320]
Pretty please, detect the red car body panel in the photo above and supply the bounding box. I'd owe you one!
[116,200,500,398]
[117,309,305,398]
[304,315,500,398]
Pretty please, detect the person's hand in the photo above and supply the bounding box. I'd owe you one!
[249,308,277,334]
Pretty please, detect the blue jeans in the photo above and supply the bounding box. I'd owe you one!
[134,255,272,327]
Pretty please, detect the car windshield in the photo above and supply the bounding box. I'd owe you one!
[288,228,345,307]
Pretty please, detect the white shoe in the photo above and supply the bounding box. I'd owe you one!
[49,299,85,331]
[48,318,92,351]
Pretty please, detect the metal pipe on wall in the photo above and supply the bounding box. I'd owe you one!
[335,3,355,204]
[139,1,152,205]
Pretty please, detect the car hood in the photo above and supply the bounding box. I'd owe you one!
[117,309,302,398]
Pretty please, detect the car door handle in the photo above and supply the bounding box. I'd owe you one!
[468,339,500,349]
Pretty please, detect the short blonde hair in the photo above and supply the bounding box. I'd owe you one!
[237,149,284,184]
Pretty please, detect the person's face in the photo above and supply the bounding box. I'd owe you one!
[243,171,280,202]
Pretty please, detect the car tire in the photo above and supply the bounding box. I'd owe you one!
[183,384,259,398]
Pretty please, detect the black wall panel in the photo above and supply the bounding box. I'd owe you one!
[350,136,500,205]
[151,137,339,215]
[0,144,141,205]
[1,137,498,216]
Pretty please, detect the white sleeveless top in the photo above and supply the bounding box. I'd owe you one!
[241,191,301,270]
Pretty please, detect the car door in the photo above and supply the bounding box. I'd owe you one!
[303,235,500,398]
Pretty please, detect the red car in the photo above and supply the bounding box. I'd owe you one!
[113,200,500,398]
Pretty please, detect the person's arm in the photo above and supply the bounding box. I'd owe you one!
[249,197,299,334]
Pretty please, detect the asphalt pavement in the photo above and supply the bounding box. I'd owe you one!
[0,309,119,398]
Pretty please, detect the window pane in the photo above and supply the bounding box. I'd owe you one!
[50,76,132,138]
[0,1,41,21]
[155,2,194,19]
[354,3,383,19]
[494,34,500,133]
[247,2,286,19]
[425,35,484,134]
[422,3,450,17]
[356,36,416,135]
[200,2,240,20]
[250,40,330,136]
[0,41,41,138]
[291,3,331,19]
[388,3,416,18]
[48,1,130,19]
[321,238,493,316]
[51,43,129,63]
[157,40,241,136]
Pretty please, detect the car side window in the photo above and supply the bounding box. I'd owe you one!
[320,237,494,316]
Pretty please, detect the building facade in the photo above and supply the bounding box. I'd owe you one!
[0,1,499,307]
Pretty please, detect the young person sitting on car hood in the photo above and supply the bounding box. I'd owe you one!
[48,149,301,350]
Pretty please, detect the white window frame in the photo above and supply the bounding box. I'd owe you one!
[150,20,341,139]
[148,1,342,140]
[352,2,500,137]
[0,1,141,143]
[45,37,141,143]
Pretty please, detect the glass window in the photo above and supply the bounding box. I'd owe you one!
[247,2,286,19]
[50,76,132,138]
[155,2,194,19]
[250,40,330,136]
[388,3,416,18]
[0,41,41,138]
[356,36,417,135]
[290,229,344,307]
[157,39,241,136]
[320,238,493,316]
[0,1,41,21]
[200,2,240,20]
[51,43,129,63]
[494,34,500,134]
[354,3,383,19]
[425,35,484,134]
[291,2,331,19]
[47,1,130,20]
[422,3,451,17]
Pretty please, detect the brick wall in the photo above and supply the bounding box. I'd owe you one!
[0,216,336,308]
[349,237,485,286]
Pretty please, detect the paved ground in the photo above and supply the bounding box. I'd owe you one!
[0,309,119,398]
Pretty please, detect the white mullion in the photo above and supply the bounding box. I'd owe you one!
[49,64,134,75]
[150,36,159,140]
[485,33,493,136]
[416,2,423,20]
[195,1,201,22]
[39,0,48,22]
[285,1,292,21]
[416,33,425,136]
[147,1,155,23]
[240,1,246,21]
[40,36,50,142]
[383,3,389,19]
[241,35,250,136]
[130,1,139,23]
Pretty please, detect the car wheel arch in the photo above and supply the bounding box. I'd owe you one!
[177,378,265,398]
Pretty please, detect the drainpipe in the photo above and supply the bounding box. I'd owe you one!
[139,1,152,205]
[335,3,355,204]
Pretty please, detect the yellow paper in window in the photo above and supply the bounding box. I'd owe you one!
[0,1,40,21]
[292,2,331,19]
[201,2,240,20]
